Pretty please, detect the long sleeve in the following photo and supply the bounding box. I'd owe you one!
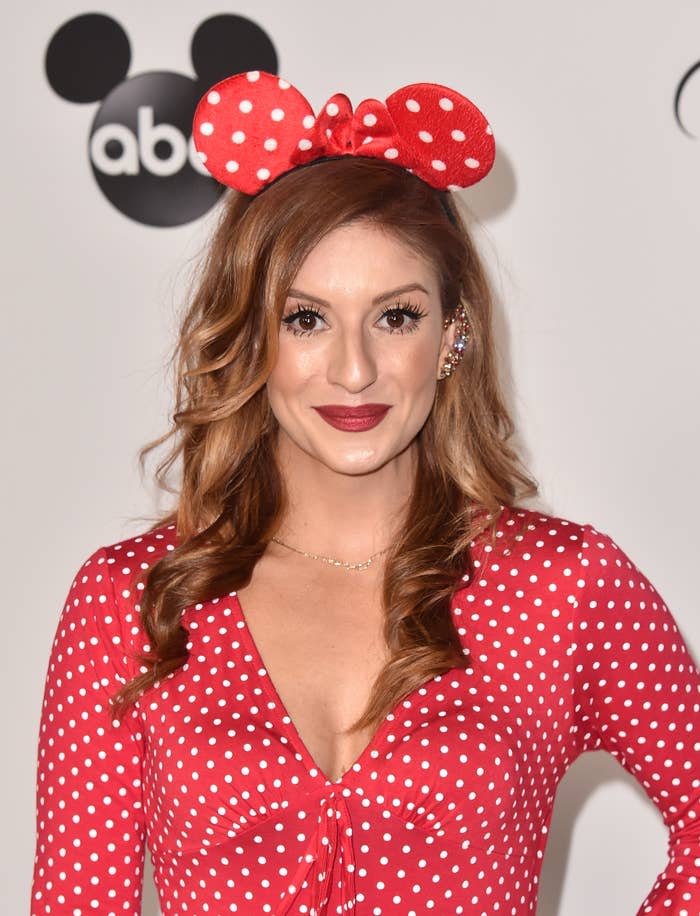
[572,524,700,915]
[30,546,146,915]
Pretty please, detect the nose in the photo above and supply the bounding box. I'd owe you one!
[325,324,378,392]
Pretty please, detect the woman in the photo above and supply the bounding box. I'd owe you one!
[31,73,699,915]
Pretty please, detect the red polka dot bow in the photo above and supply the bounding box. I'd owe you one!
[193,70,495,195]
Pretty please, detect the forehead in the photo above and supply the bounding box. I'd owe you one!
[292,222,439,293]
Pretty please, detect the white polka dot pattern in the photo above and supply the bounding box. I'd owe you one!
[192,71,495,195]
[30,508,700,914]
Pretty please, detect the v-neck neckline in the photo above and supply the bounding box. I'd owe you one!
[232,590,401,786]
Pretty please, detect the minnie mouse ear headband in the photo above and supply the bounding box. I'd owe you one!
[192,70,495,196]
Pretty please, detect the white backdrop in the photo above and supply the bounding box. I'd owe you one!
[4,2,699,913]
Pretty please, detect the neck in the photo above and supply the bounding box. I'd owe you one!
[273,429,416,558]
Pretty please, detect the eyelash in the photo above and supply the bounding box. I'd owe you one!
[281,300,429,337]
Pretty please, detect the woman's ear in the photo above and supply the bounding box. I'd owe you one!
[437,304,470,379]
[437,308,459,377]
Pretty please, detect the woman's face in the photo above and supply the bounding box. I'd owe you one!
[266,220,456,478]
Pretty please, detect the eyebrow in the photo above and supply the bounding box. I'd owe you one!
[286,282,430,307]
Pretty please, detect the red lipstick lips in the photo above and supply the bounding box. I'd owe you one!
[313,404,391,432]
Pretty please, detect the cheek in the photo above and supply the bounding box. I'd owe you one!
[267,341,318,394]
[389,334,442,385]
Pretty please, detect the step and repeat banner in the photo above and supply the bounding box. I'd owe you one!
[4,2,699,913]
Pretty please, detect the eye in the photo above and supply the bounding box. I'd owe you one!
[281,305,327,337]
[281,300,428,337]
[377,301,428,334]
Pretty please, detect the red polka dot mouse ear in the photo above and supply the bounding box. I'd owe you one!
[384,84,494,188]
[193,70,495,195]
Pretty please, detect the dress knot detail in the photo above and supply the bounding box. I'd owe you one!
[276,788,357,915]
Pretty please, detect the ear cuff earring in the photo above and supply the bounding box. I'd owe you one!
[438,305,470,379]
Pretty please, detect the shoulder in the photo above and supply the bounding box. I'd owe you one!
[455,506,643,650]
[68,522,179,601]
[98,521,179,591]
[466,504,623,586]
[55,523,179,674]
[470,504,653,603]
[477,503,601,556]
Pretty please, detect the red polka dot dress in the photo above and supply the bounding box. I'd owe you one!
[30,506,700,915]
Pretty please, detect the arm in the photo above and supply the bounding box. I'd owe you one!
[571,524,700,915]
[30,546,146,915]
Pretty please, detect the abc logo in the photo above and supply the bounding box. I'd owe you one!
[45,13,278,227]
[90,94,208,180]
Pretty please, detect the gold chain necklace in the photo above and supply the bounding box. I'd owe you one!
[270,536,389,571]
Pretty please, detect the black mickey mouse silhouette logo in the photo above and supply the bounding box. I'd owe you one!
[45,13,278,227]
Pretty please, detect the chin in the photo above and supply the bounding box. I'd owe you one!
[318,450,386,475]
[318,440,416,477]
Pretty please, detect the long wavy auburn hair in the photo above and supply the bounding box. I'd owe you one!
[111,156,538,736]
